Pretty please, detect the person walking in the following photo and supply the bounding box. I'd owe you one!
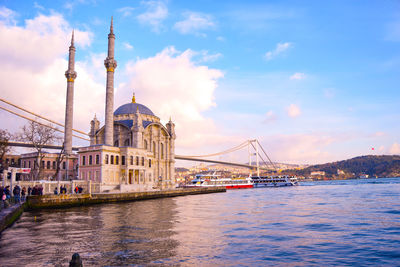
[21,187,26,202]
[28,186,32,196]
[13,185,21,204]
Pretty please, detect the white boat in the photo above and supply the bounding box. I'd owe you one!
[187,173,253,189]
[251,175,298,187]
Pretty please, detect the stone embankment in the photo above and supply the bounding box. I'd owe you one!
[0,187,226,232]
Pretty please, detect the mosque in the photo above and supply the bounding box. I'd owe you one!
[64,18,176,191]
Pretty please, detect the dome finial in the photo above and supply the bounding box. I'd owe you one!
[132,92,136,103]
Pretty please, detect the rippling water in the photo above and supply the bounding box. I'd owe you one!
[0,178,400,266]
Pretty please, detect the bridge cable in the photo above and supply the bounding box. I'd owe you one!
[0,98,88,136]
[182,140,249,158]
[0,105,90,141]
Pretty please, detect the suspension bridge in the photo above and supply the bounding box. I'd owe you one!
[1,98,277,173]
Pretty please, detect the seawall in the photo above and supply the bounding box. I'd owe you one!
[26,187,226,210]
[0,203,26,233]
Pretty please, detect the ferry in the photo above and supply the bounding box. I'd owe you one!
[187,173,298,189]
[251,175,298,188]
[188,173,253,189]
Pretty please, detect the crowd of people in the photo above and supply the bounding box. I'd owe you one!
[0,184,85,209]
[0,185,27,208]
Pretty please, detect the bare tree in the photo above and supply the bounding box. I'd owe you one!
[0,129,12,171]
[17,120,62,180]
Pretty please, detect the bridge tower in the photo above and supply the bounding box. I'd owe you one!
[104,17,117,146]
[64,30,77,155]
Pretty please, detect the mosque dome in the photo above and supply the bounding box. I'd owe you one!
[113,94,155,116]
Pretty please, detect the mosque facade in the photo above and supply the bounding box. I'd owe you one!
[75,19,176,191]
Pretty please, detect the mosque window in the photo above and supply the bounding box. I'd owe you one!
[89,155,93,165]
[122,156,125,165]
[141,157,144,166]
[96,155,99,165]
[116,156,119,165]
[111,155,114,164]
[82,156,86,166]
[105,154,109,164]
[130,156,133,165]
[136,156,139,165]
[149,159,152,168]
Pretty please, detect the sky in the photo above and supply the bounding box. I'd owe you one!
[0,0,399,166]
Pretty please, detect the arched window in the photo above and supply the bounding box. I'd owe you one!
[52,161,56,169]
[141,157,144,166]
[153,141,156,156]
[89,155,93,165]
[111,155,114,164]
[136,156,139,165]
[149,159,152,168]
[161,143,164,159]
[47,161,50,169]
[105,154,109,164]
[144,140,148,150]
[124,139,130,146]
[116,156,119,165]
[130,156,133,165]
[114,140,119,147]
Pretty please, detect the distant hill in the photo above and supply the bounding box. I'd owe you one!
[291,155,400,178]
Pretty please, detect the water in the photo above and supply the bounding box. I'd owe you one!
[0,178,399,266]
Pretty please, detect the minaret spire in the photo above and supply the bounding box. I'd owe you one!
[104,16,117,146]
[110,16,114,34]
[64,30,77,155]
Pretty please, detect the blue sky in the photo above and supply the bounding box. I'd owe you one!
[0,0,399,165]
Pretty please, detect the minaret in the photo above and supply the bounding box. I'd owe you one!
[64,30,77,155]
[104,17,117,146]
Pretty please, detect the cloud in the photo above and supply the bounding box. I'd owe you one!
[263,111,277,124]
[216,36,225,42]
[286,104,301,118]
[289,72,305,80]
[137,1,168,32]
[119,46,224,153]
[34,2,45,10]
[260,133,337,164]
[389,142,400,154]
[174,12,215,36]
[0,13,92,74]
[123,42,134,50]
[117,6,135,17]
[264,42,292,60]
[183,49,222,63]
[0,11,100,147]
[323,88,335,99]
[0,6,17,25]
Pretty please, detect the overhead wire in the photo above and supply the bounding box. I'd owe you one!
[0,105,90,141]
[0,98,88,136]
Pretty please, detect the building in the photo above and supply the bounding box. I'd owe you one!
[77,18,176,192]
[19,152,77,180]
